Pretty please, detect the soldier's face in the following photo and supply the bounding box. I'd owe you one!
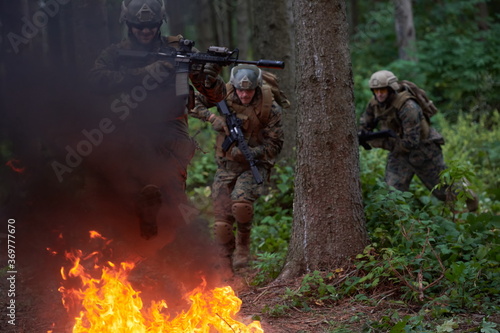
[131,25,159,45]
[236,89,256,105]
[373,87,389,103]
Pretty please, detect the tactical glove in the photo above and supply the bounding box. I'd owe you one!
[209,114,229,135]
[230,146,262,163]
[203,63,222,88]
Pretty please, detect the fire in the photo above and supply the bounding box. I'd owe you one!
[58,233,264,333]
[5,159,25,173]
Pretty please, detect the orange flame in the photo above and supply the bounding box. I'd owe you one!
[5,159,25,173]
[59,242,263,332]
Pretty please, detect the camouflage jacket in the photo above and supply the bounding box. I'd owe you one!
[359,91,444,153]
[190,85,284,167]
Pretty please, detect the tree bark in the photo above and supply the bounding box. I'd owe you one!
[193,0,217,50]
[250,0,296,162]
[235,0,250,59]
[211,0,232,47]
[476,2,490,31]
[277,0,368,281]
[394,0,417,61]
[72,0,110,73]
[166,0,186,36]
[347,0,359,36]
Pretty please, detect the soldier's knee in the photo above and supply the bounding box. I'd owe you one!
[231,200,253,224]
[213,221,234,245]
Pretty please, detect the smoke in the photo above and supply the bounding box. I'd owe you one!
[1,10,224,331]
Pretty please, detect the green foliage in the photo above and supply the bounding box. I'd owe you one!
[438,111,500,212]
[186,111,499,333]
[186,6,500,326]
[186,117,217,190]
[252,163,294,254]
[185,115,218,220]
[251,252,286,286]
[261,304,290,318]
[281,270,341,310]
[239,115,499,331]
[351,1,500,119]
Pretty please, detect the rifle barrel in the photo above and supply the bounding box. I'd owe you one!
[237,59,285,69]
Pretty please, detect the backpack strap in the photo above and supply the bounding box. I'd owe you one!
[258,84,274,124]
[392,90,417,110]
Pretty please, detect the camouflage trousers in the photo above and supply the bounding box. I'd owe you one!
[212,158,269,223]
[385,141,448,201]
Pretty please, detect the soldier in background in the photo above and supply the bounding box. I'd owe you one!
[89,0,226,240]
[190,65,286,272]
[359,70,478,211]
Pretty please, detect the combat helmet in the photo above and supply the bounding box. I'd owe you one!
[369,70,400,91]
[230,65,263,90]
[120,0,166,25]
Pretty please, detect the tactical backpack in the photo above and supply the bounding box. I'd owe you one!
[262,71,291,109]
[398,80,438,121]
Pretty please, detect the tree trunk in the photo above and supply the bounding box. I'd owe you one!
[72,0,110,74]
[476,2,490,31]
[193,0,216,50]
[278,0,368,281]
[0,1,27,127]
[250,0,296,162]
[166,0,186,36]
[211,0,232,47]
[235,0,250,59]
[394,0,417,61]
[347,0,359,36]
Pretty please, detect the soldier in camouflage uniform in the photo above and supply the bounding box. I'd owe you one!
[190,65,285,271]
[359,70,478,211]
[89,0,226,239]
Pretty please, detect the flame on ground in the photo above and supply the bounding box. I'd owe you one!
[58,235,263,333]
[5,159,25,173]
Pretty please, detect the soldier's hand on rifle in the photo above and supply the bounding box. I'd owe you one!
[230,146,247,163]
[230,146,262,163]
[203,63,222,88]
[208,114,229,135]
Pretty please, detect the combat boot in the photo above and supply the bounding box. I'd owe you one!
[137,184,162,240]
[233,231,251,269]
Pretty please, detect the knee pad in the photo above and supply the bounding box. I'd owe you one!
[231,200,253,224]
[213,221,234,245]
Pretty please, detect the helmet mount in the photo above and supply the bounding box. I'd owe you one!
[120,0,166,25]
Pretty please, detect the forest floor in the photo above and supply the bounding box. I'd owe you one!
[1,257,499,333]
[233,267,500,333]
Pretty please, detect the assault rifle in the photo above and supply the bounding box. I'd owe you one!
[217,100,263,185]
[118,39,285,97]
[358,129,397,150]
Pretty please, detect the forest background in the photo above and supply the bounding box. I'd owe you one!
[0,0,499,332]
